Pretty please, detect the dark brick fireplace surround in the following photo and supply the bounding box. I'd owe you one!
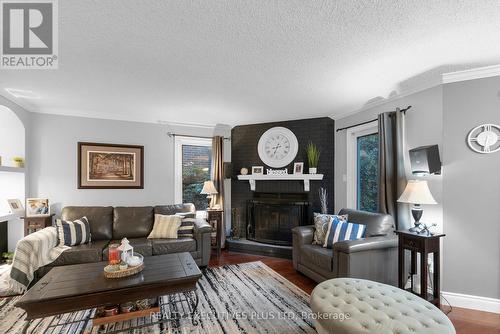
[229,117,334,258]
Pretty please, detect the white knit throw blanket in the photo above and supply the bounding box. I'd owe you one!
[8,227,69,293]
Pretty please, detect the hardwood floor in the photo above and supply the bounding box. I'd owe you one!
[210,250,500,334]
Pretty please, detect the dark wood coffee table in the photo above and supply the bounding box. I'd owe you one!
[15,252,202,333]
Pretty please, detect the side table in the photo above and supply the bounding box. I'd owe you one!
[395,230,445,308]
[207,209,223,257]
[22,214,54,236]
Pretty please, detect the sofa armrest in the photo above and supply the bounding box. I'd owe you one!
[291,225,315,245]
[333,235,397,254]
[192,218,212,234]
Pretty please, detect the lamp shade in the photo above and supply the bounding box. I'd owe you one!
[397,180,437,205]
[200,180,218,195]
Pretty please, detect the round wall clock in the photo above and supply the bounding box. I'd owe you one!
[467,124,500,154]
[257,127,299,168]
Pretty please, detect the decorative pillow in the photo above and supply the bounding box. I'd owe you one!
[312,213,348,245]
[56,217,91,247]
[323,217,366,249]
[148,214,182,239]
[178,218,196,238]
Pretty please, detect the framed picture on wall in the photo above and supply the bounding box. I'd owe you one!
[78,142,144,189]
[26,198,50,217]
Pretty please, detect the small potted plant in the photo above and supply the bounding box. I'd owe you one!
[2,252,14,265]
[12,156,24,168]
[306,142,320,174]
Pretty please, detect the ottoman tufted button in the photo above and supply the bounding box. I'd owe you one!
[310,278,455,334]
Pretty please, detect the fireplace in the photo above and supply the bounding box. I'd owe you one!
[246,193,309,246]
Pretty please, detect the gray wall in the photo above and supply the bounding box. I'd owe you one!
[335,86,444,230]
[27,113,232,224]
[335,78,500,300]
[442,76,500,299]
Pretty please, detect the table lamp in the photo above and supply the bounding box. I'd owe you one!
[200,180,218,209]
[397,180,437,233]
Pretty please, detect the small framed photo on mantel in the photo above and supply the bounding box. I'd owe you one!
[293,162,304,174]
[78,142,144,189]
[251,166,264,175]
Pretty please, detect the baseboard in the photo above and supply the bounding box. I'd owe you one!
[441,291,500,314]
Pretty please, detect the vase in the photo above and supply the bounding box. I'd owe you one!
[309,167,317,174]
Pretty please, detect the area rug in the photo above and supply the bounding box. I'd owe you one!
[0,261,316,333]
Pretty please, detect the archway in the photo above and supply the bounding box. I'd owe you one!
[0,105,26,251]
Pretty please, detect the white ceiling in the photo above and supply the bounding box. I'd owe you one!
[2,0,500,126]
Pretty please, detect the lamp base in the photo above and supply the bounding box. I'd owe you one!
[409,204,423,233]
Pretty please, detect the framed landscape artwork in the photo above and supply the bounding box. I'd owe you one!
[78,142,144,189]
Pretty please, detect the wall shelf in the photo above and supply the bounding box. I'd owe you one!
[0,166,25,173]
[237,174,324,191]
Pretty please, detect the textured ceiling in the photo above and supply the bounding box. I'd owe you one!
[2,0,500,126]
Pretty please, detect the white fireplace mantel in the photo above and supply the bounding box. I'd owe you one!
[237,174,324,191]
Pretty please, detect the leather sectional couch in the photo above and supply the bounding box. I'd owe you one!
[292,208,398,285]
[36,204,212,279]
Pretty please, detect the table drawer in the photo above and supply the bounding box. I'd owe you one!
[403,237,423,250]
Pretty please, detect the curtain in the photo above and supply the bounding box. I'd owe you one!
[378,109,410,230]
[211,136,225,247]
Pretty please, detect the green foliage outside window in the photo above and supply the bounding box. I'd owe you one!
[357,133,379,212]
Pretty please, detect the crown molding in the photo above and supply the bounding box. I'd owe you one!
[332,77,442,121]
[442,64,500,84]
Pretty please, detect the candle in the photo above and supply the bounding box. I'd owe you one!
[108,244,120,265]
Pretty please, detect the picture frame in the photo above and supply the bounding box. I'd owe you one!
[26,198,50,217]
[78,142,144,189]
[293,162,304,174]
[251,166,264,175]
[7,199,24,215]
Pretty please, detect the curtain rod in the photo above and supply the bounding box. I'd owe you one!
[167,132,231,140]
[336,106,412,132]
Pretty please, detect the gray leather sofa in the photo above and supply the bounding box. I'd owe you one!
[292,208,398,285]
[36,204,211,279]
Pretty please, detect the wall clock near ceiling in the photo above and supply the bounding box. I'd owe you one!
[258,127,299,168]
[467,124,500,154]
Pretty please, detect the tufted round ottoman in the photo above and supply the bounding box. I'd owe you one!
[310,278,455,334]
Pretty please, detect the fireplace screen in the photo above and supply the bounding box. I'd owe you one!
[247,193,309,246]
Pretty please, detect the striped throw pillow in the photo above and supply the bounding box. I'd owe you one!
[323,217,366,249]
[56,217,92,247]
[148,214,182,239]
[178,218,195,238]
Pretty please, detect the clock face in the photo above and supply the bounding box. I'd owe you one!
[258,127,298,168]
[467,124,500,154]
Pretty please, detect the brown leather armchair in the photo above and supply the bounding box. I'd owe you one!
[292,208,398,285]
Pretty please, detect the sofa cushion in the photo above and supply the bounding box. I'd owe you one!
[50,240,109,266]
[148,214,182,239]
[338,209,395,237]
[55,217,92,246]
[103,238,153,258]
[312,213,348,245]
[151,238,196,255]
[113,207,154,239]
[154,204,196,217]
[61,206,113,240]
[301,244,333,272]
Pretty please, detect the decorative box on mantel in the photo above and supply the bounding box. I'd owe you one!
[237,174,323,192]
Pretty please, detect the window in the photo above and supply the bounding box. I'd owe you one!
[357,133,379,212]
[174,137,212,210]
[346,122,379,212]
